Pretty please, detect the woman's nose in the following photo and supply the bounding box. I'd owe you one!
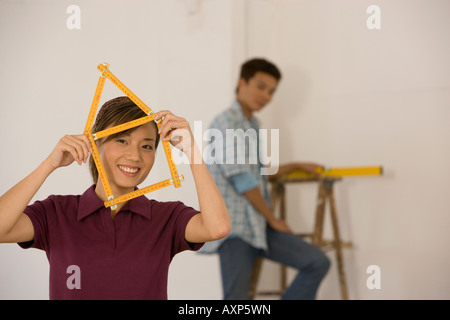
[124,145,141,161]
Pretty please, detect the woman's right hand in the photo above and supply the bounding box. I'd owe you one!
[46,134,92,170]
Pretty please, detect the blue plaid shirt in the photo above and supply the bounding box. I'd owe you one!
[200,100,270,253]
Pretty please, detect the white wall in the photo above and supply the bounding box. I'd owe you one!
[246,0,450,299]
[0,0,449,300]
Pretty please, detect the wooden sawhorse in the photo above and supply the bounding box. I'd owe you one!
[249,175,353,300]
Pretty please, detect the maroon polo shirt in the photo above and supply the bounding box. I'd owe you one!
[19,185,203,300]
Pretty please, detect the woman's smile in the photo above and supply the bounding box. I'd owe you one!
[117,164,141,177]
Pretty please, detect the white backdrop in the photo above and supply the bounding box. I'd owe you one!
[0,0,449,300]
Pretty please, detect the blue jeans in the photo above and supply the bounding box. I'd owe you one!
[218,226,331,300]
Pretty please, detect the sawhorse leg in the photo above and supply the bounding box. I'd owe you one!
[313,178,349,300]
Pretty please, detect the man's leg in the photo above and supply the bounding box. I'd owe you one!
[218,237,260,300]
[262,226,331,300]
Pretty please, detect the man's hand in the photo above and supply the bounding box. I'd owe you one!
[268,217,293,234]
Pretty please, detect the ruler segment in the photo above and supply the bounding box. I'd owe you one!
[161,140,182,188]
[93,114,156,140]
[84,76,105,135]
[104,175,184,208]
[87,133,114,199]
[97,64,153,115]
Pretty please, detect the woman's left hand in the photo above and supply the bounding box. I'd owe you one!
[154,110,194,154]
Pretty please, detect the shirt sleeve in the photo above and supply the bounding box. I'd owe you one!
[171,202,203,257]
[18,197,53,252]
[229,172,259,194]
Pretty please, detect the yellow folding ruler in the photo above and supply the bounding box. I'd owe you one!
[84,63,182,210]
[284,166,383,180]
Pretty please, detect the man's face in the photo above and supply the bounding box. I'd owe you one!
[237,71,278,113]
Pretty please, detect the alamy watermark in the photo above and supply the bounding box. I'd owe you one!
[366,5,381,30]
[172,121,280,175]
[67,4,381,31]
[366,264,381,290]
[66,265,81,289]
[66,5,81,30]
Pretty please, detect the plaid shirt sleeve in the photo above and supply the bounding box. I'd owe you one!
[229,172,259,194]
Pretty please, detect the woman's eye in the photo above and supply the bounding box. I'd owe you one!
[143,145,154,150]
[116,139,127,144]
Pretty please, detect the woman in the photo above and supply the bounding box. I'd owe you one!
[0,96,231,299]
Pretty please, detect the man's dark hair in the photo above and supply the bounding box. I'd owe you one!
[237,58,282,93]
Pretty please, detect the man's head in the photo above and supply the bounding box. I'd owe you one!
[236,58,282,116]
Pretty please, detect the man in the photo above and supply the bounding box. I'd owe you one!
[200,58,330,300]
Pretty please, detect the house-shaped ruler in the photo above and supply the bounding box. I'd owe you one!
[84,63,182,210]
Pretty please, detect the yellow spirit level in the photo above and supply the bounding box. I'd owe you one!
[284,166,383,180]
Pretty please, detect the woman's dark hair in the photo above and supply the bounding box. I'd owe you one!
[88,96,160,183]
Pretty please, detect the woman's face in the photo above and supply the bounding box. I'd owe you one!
[98,122,157,195]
